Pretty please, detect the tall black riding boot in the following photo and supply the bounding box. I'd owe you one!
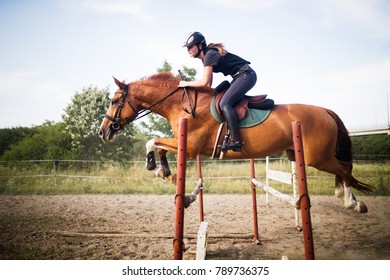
[222,107,242,152]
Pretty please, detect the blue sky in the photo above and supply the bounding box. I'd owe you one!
[1,0,389,130]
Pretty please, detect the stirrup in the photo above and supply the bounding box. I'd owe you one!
[222,140,242,152]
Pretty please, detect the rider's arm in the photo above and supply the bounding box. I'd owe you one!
[179,65,213,88]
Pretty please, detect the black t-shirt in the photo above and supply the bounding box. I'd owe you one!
[203,48,250,76]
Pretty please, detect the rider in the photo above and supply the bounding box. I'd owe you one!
[178,31,257,152]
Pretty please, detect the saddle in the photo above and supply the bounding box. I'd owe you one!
[210,81,275,159]
[213,81,274,122]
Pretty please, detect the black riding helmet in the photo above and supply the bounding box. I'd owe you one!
[182,31,206,48]
[183,32,206,58]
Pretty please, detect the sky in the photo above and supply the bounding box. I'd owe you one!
[0,0,389,130]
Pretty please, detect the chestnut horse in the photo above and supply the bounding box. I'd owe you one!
[99,72,373,213]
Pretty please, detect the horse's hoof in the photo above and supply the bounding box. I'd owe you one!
[154,165,164,177]
[354,201,368,213]
[146,151,156,170]
[335,186,344,199]
[163,167,171,177]
[169,174,177,185]
[155,166,171,179]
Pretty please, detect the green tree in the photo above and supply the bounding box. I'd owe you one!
[1,121,72,160]
[180,65,197,81]
[352,134,390,160]
[157,60,173,73]
[0,126,37,157]
[139,113,173,138]
[62,85,138,160]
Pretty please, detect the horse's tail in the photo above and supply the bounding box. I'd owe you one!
[326,109,374,194]
[326,109,352,162]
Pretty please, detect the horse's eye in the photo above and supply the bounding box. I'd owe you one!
[111,99,118,105]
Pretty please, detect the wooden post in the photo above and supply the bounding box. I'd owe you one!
[173,118,188,260]
[292,121,315,260]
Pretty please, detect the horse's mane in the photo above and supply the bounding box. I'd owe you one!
[140,72,180,83]
[136,72,214,94]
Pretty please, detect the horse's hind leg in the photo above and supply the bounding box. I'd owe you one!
[334,161,368,213]
[336,175,368,213]
[335,176,344,199]
[320,159,368,213]
[334,179,368,213]
[309,155,368,213]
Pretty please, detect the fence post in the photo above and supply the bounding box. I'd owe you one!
[173,118,188,260]
[292,121,315,260]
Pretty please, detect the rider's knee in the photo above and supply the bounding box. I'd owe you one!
[220,102,233,114]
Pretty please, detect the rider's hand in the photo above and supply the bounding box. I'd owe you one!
[178,81,187,87]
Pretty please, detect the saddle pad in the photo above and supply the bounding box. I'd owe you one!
[210,97,271,128]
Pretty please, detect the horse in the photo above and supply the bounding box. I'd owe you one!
[98,72,374,213]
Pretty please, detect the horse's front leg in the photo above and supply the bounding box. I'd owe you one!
[157,148,171,178]
[145,138,178,183]
[146,143,157,171]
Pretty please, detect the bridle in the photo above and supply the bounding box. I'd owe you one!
[103,84,196,132]
[103,85,138,132]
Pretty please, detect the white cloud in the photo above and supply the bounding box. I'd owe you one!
[200,0,284,10]
[315,0,390,40]
[58,0,153,23]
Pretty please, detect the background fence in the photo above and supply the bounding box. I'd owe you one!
[0,158,389,195]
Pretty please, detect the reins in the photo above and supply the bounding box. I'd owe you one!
[134,86,198,120]
[103,84,197,131]
[133,87,183,121]
[178,70,197,118]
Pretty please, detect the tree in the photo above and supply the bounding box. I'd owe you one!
[157,60,173,73]
[351,135,390,161]
[139,113,173,138]
[1,121,71,160]
[62,85,138,160]
[180,65,197,81]
[0,126,37,157]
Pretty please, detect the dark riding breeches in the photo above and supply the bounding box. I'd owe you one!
[220,68,257,140]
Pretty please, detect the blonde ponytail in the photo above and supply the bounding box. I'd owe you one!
[207,43,227,56]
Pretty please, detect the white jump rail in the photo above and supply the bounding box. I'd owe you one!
[196,221,209,260]
[252,121,315,260]
[252,157,301,229]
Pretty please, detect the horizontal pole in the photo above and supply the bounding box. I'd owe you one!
[252,178,296,207]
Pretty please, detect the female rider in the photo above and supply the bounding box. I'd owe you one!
[178,31,257,152]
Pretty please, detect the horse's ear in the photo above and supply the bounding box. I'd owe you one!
[113,76,125,90]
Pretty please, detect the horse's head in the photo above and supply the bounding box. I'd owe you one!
[98,77,140,142]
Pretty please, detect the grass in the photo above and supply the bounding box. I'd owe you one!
[0,159,389,195]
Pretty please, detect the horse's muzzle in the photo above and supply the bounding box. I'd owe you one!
[98,126,117,143]
[98,128,108,142]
